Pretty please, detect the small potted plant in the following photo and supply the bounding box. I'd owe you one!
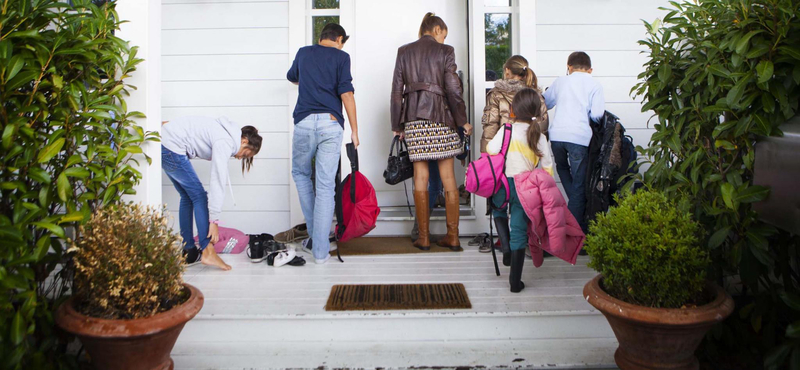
[583,190,734,370]
[56,204,203,370]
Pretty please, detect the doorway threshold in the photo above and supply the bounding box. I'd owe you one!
[377,206,476,221]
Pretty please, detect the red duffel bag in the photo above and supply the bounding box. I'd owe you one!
[334,143,380,262]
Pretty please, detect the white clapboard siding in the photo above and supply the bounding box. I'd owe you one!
[162,55,289,81]
[163,185,290,212]
[537,25,647,51]
[536,0,669,25]
[162,106,290,133]
[162,0,291,235]
[536,0,668,159]
[162,29,289,55]
[162,2,289,29]
[163,0,285,4]
[162,81,287,107]
[536,50,649,78]
[161,159,289,186]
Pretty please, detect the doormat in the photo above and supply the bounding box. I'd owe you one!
[325,283,472,311]
[325,283,471,311]
[337,237,463,256]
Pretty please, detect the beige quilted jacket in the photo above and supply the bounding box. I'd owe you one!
[480,79,549,153]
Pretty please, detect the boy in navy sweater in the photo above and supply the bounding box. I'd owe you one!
[542,52,605,232]
[287,23,359,264]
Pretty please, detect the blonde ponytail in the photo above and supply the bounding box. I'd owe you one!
[504,55,539,91]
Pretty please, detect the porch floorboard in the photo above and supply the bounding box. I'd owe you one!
[174,238,617,369]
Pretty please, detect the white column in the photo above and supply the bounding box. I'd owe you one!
[288,0,305,225]
[116,0,162,207]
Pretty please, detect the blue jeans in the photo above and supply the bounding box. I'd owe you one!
[551,141,589,232]
[291,114,343,260]
[428,161,442,208]
[491,178,529,251]
[162,146,210,251]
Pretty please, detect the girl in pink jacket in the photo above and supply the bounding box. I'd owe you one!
[486,88,554,293]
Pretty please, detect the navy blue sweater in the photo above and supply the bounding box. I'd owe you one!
[287,45,354,127]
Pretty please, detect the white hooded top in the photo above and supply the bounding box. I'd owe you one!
[161,116,241,221]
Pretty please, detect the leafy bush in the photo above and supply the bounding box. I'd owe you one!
[586,190,709,308]
[0,0,154,368]
[70,204,184,319]
[632,0,800,367]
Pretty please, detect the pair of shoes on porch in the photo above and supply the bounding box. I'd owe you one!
[265,249,304,267]
[248,234,287,263]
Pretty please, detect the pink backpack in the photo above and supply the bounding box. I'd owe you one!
[465,123,512,209]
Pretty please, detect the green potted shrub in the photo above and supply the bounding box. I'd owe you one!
[583,190,734,370]
[56,204,203,370]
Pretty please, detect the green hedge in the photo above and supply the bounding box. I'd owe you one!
[0,1,155,368]
[632,0,800,368]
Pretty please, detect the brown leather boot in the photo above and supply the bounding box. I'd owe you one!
[437,191,462,251]
[412,190,430,251]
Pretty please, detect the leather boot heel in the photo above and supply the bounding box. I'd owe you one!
[510,248,526,293]
[437,191,461,251]
[412,190,430,251]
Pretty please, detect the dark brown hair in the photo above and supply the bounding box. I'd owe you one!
[511,88,544,157]
[319,23,350,44]
[240,126,262,173]
[418,12,448,38]
[567,51,592,70]
[504,55,538,90]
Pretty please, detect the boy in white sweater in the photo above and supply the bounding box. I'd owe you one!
[542,51,605,232]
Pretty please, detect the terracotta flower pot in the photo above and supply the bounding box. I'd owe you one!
[56,283,204,370]
[584,275,734,370]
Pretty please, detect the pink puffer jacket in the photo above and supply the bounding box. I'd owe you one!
[514,169,585,267]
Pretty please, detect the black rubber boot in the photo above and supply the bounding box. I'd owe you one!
[510,248,526,293]
[494,217,511,267]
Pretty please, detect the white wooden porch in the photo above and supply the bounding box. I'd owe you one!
[172,239,617,369]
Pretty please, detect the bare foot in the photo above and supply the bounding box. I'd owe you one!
[201,246,232,271]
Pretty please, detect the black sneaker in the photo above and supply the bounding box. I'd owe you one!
[247,236,268,263]
[183,247,202,266]
[264,239,287,254]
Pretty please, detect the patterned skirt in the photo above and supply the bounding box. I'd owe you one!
[403,120,463,162]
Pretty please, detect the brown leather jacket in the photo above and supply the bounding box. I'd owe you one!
[480,79,549,153]
[390,35,468,132]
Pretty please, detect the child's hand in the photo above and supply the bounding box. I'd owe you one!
[208,223,219,244]
[393,131,404,140]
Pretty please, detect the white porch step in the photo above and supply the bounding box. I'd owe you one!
[173,243,617,369]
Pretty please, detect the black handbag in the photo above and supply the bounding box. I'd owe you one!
[383,135,414,185]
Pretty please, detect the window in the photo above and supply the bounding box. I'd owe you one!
[485,13,512,82]
[485,0,510,6]
[309,0,340,45]
[313,16,340,45]
[313,0,339,9]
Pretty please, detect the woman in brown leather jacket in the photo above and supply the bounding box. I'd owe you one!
[481,55,548,264]
[390,13,472,251]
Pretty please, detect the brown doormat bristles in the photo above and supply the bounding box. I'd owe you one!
[337,237,463,256]
[325,283,472,311]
